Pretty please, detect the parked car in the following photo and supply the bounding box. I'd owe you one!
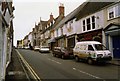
[24,46,29,49]
[52,47,73,59]
[34,46,40,51]
[39,46,50,53]
[73,41,112,64]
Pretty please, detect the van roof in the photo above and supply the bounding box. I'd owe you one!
[76,41,101,45]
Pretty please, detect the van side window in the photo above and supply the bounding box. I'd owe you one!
[88,45,94,51]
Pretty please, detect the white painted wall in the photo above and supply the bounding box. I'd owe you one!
[4,9,11,24]
[28,33,33,46]
[76,10,104,34]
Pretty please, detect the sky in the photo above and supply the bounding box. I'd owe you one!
[13,0,86,46]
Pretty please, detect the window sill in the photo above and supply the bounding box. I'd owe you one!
[107,16,120,21]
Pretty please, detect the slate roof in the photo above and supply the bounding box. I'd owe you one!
[76,2,114,20]
[54,1,114,30]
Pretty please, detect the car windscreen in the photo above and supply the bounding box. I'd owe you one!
[94,44,107,50]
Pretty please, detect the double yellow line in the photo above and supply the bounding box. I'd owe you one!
[15,49,41,81]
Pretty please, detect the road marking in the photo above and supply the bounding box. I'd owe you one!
[48,58,61,64]
[16,49,41,81]
[73,67,106,80]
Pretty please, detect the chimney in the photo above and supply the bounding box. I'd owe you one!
[59,3,64,16]
[50,13,53,21]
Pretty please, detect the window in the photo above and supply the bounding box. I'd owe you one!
[87,18,91,30]
[88,45,94,51]
[109,11,114,19]
[108,4,120,20]
[92,16,95,29]
[82,16,96,31]
[56,29,58,37]
[83,20,85,31]
[94,44,107,50]
[61,27,63,35]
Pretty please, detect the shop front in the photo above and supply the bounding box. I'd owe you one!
[104,23,120,59]
[55,35,66,48]
[67,34,76,48]
[77,29,102,43]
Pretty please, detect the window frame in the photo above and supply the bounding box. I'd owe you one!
[82,15,96,32]
[108,3,120,20]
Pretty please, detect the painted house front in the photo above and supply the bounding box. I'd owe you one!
[103,2,120,59]
[0,1,14,80]
[76,11,104,43]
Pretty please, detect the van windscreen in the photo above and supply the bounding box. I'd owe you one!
[94,44,107,50]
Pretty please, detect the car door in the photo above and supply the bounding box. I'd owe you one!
[87,45,95,58]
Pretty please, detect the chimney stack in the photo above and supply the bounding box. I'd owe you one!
[59,3,64,16]
[50,13,54,22]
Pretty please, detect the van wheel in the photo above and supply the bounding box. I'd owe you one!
[75,56,79,62]
[87,58,93,65]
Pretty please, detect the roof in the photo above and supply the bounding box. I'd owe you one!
[40,20,48,27]
[54,2,87,30]
[76,2,114,20]
[76,41,101,45]
[54,2,114,30]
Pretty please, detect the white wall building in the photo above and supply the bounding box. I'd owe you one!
[0,1,14,80]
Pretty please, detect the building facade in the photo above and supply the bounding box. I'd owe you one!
[0,0,14,80]
[103,2,120,58]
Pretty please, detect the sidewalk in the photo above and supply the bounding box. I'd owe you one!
[108,58,120,66]
[5,48,120,81]
[5,48,30,81]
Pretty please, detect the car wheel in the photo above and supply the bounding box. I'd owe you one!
[87,58,93,65]
[75,56,79,62]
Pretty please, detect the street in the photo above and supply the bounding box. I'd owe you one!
[17,49,119,81]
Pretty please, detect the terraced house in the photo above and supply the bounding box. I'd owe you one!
[0,0,14,80]
[48,1,120,59]
[24,1,120,59]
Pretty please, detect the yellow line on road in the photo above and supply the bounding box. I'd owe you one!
[15,49,41,81]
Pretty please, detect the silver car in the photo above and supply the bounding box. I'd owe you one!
[39,46,50,53]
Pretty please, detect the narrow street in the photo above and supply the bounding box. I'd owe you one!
[17,49,119,80]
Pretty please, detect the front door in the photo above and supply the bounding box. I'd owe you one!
[112,36,120,58]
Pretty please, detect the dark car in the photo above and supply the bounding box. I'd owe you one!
[52,47,73,59]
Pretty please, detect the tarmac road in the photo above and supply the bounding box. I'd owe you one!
[17,49,119,81]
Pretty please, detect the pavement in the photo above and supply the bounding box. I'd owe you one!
[5,48,33,81]
[5,48,120,81]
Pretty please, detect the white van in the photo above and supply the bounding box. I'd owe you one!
[73,41,112,64]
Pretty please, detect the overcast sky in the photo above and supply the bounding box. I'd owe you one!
[13,0,86,46]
